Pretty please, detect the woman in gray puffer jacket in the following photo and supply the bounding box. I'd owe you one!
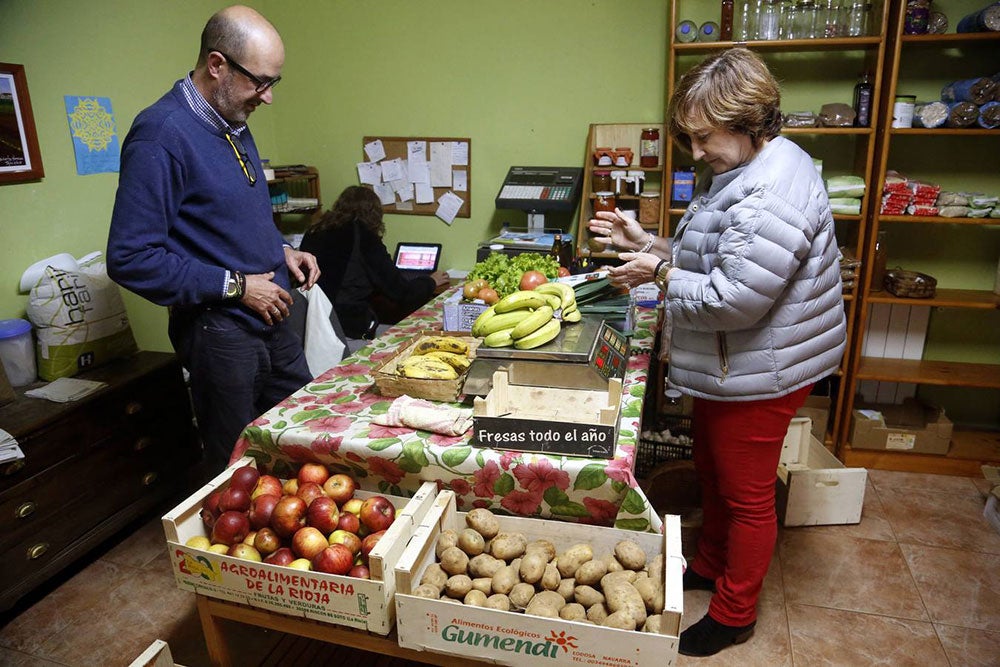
[589,48,846,658]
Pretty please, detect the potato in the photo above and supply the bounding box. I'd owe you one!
[556,577,576,601]
[435,529,459,558]
[464,589,489,607]
[602,609,637,630]
[635,577,664,614]
[439,546,470,576]
[413,584,439,599]
[603,553,624,573]
[600,570,637,590]
[468,553,504,579]
[557,544,594,578]
[586,602,609,624]
[457,528,486,556]
[540,563,561,591]
[466,508,500,539]
[525,539,556,561]
[605,582,647,626]
[519,552,548,584]
[573,584,605,609]
[525,590,566,617]
[485,594,511,611]
[559,602,586,621]
[471,577,493,595]
[509,582,536,609]
[614,539,647,571]
[444,574,473,599]
[643,614,663,633]
[574,559,608,587]
[419,563,448,592]
[490,532,527,561]
[648,554,665,587]
[491,564,520,595]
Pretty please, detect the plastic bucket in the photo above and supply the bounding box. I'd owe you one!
[0,319,37,386]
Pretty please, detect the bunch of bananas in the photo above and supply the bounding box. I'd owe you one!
[397,336,472,380]
[471,281,580,349]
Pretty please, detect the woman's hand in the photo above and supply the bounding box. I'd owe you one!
[606,252,660,290]
[587,208,648,250]
[429,270,451,290]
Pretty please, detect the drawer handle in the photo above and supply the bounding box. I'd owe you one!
[16,501,37,519]
[3,460,26,476]
[27,543,49,560]
[142,472,159,486]
[133,436,153,451]
[125,401,144,415]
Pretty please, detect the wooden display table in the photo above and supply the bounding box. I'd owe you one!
[196,595,485,667]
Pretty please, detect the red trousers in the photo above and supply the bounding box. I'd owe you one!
[689,384,813,626]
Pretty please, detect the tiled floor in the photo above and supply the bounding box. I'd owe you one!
[1,469,998,666]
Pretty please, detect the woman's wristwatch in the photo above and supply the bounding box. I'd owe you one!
[654,259,672,291]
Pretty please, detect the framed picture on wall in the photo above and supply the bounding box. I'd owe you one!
[0,62,45,184]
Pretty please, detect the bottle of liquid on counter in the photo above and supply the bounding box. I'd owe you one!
[853,71,874,127]
[550,233,564,265]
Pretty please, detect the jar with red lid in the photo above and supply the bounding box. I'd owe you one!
[593,191,616,215]
[640,128,660,168]
[592,170,612,193]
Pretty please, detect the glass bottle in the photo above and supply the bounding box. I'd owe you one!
[853,71,874,127]
[550,233,564,265]
[757,0,781,39]
[845,0,868,36]
[721,0,735,39]
[793,0,818,39]
[820,0,842,37]
[735,0,756,40]
[871,231,887,292]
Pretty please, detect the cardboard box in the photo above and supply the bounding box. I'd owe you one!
[373,332,479,402]
[442,291,490,332]
[472,368,622,458]
[395,491,684,666]
[850,399,953,454]
[796,394,831,442]
[161,457,438,634]
[777,417,867,526]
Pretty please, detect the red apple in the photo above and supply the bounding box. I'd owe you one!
[270,495,307,538]
[328,529,363,556]
[282,478,299,496]
[252,474,283,500]
[312,544,354,575]
[298,462,330,487]
[341,497,363,517]
[218,486,251,513]
[360,529,387,562]
[201,490,223,528]
[297,482,326,508]
[359,495,396,533]
[228,543,262,561]
[349,564,371,579]
[264,546,295,567]
[229,465,260,494]
[292,526,330,560]
[253,527,282,556]
[336,512,361,534]
[211,510,251,546]
[306,496,341,534]
[249,493,280,530]
[323,474,357,505]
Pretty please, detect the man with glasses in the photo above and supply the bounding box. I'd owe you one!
[107,5,319,470]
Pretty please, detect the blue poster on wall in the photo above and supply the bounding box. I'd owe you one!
[64,96,120,175]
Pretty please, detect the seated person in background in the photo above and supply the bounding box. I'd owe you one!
[300,186,450,339]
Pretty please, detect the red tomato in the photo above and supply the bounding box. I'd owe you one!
[558,266,571,277]
[519,270,548,291]
[478,287,499,304]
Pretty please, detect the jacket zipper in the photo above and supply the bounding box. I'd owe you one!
[716,331,729,382]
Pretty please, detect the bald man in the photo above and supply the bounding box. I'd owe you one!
[108,6,320,469]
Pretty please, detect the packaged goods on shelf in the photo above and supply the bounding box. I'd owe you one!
[946,101,980,128]
[830,197,863,215]
[826,175,866,198]
[818,103,856,127]
[979,101,1000,128]
[913,101,949,128]
[941,76,997,105]
[783,111,819,127]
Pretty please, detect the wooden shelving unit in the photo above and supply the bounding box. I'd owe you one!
[268,165,322,226]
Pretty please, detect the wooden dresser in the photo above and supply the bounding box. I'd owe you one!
[0,351,200,611]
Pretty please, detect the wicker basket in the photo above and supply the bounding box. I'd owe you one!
[883,269,937,298]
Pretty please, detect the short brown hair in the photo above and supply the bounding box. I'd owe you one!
[667,48,782,152]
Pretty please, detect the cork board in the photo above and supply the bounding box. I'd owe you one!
[360,136,471,219]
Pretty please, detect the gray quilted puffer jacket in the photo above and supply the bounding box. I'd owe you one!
[665,136,847,401]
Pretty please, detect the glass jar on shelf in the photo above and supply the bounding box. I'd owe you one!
[792,0,818,39]
[592,170,612,194]
[819,0,842,37]
[639,128,660,168]
[757,0,781,39]
[845,0,869,36]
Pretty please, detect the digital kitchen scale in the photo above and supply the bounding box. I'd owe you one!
[463,317,630,396]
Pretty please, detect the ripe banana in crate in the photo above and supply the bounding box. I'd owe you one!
[413,335,470,356]
[534,281,577,310]
[423,350,472,373]
[493,290,548,313]
[471,306,497,337]
[475,309,535,337]
[482,328,516,348]
[513,318,561,350]
[510,305,554,340]
[397,354,458,380]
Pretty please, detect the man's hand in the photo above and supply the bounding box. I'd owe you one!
[242,272,294,324]
[284,246,320,289]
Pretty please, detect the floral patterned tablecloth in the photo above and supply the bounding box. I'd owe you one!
[233,288,663,533]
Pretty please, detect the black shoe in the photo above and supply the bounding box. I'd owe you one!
[682,568,716,592]
[679,614,755,657]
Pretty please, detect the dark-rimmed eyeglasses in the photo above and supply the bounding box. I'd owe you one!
[225,133,257,186]
[214,50,281,93]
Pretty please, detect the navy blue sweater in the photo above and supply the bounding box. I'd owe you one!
[107,80,287,332]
